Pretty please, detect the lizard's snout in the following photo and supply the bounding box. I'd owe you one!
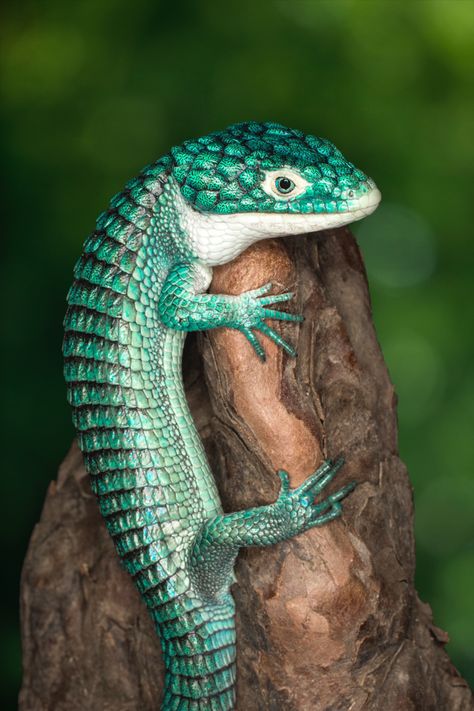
[349,184,381,218]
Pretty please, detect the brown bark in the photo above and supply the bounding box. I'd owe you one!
[20,229,473,710]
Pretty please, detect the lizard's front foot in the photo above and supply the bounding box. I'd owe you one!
[237,282,303,360]
[273,457,356,539]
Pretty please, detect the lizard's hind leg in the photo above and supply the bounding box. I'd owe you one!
[190,459,355,558]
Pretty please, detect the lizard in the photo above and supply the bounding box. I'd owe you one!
[63,121,381,710]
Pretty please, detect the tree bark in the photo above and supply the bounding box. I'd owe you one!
[19,229,473,710]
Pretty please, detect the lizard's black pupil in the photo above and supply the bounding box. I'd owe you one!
[276,177,293,193]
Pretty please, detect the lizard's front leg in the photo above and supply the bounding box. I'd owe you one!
[158,261,303,359]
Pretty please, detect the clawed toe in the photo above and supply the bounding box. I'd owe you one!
[332,481,356,502]
[302,461,356,527]
[310,501,344,525]
[298,456,345,497]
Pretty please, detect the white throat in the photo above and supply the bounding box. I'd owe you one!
[178,187,381,267]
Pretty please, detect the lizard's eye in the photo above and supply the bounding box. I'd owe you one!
[275,177,295,194]
[262,168,310,200]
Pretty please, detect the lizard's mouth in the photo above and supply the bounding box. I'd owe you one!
[268,184,382,234]
[184,184,382,266]
[346,186,382,218]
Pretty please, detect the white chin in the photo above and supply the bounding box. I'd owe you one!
[182,187,381,267]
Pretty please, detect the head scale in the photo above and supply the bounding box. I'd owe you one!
[168,121,380,265]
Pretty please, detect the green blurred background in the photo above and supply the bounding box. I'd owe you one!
[1,0,473,705]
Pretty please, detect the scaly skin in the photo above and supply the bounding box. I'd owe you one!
[63,122,380,710]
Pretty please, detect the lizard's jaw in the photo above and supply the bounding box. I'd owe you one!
[182,187,381,267]
[344,186,382,222]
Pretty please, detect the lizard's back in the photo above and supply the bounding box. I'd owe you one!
[63,157,236,709]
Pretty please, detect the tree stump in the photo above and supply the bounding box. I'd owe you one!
[19,229,473,710]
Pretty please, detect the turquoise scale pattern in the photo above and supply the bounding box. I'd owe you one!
[170,120,371,215]
[63,159,237,709]
[158,596,236,710]
[64,122,366,709]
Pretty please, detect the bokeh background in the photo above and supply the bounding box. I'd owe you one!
[1,0,473,705]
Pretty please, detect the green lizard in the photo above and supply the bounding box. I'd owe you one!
[63,121,380,710]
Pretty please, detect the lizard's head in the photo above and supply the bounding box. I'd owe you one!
[170,121,381,265]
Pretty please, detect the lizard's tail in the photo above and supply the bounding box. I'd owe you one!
[153,595,237,710]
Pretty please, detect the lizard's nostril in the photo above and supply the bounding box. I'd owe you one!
[348,190,355,198]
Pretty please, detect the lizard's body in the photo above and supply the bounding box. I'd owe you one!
[64,122,380,709]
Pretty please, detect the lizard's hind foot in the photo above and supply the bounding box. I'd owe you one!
[274,457,356,538]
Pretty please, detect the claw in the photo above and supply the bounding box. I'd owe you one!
[298,457,345,496]
[259,323,297,357]
[311,481,356,517]
[331,481,356,502]
[311,458,345,495]
[298,460,333,493]
[310,502,343,526]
